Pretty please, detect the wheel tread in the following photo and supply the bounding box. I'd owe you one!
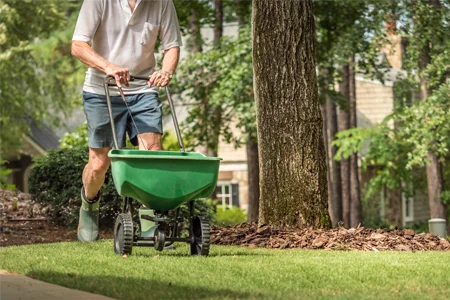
[114,213,134,255]
[191,216,210,256]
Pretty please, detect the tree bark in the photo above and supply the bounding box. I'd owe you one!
[321,103,335,226]
[246,135,260,223]
[189,8,203,53]
[214,0,223,45]
[206,0,224,159]
[349,56,363,227]
[325,83,343,226]
[426,154,447,219]
[253,0,331,228]
[384,187,403,228]
[189,6,207,155]
[339,65,351,227]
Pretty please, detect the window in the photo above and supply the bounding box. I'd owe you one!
[216,181,239,209]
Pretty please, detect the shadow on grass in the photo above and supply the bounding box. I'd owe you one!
[26,270,251,300]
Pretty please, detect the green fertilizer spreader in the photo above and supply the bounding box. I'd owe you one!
[104,76,221,256]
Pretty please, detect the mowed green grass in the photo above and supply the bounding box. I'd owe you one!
[1,241,449,300]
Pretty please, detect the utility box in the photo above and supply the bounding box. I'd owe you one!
[428,218,447,238]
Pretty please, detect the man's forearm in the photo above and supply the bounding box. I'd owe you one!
[72,41,130,86]
[162,47,180,75]
[71,41,110,73]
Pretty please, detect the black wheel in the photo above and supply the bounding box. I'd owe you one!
[154,227,166,251]
[114,213,134,255]
[190,216,210,256]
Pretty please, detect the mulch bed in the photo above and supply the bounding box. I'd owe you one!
[1,220,77,247]
[0,220,114,247]
[2,189,449,251]
[211,223,450,251]
[0,189,112,247]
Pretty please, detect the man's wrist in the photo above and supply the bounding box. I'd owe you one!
[161,70,173,79]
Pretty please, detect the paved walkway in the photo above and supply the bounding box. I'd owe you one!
[0,270,115,300]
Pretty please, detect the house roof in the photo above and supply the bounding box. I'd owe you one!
[29,121,60,150]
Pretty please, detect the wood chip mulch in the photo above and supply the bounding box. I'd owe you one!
[211,223,450,251]
[0,189,113,247]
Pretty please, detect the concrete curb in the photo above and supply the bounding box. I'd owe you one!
[0,270,116,300]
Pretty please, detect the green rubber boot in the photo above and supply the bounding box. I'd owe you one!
[77,187,100,243]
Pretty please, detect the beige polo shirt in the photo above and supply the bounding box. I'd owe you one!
[73,0,182,95]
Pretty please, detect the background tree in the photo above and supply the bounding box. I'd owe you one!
[253,0,331,228]
[314,0,389,227]
[334,0,450,227]
[0,0,80,157]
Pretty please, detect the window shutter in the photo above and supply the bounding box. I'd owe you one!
[231,183,239,207]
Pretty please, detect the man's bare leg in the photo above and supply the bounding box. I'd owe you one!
[138,132,162,150]
[78,147,111,243]
[82,147,111,199]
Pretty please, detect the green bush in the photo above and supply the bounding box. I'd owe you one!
[29,147,123,227]
[213,205,247,226]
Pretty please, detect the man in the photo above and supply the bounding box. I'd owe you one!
[72,0,182,242]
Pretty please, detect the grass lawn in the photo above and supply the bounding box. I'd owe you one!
[1,241,449,300]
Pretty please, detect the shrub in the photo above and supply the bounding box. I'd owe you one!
[29,147,123,227]
[213,205,247,226]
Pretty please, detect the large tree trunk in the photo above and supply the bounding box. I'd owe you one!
[325,84,343,226]
[246,135,260,223]
[253,0,331,228]
[339,65,351,227]
[349,56,363,227]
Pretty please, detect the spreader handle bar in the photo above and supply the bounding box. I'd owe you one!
[104,76,120,149]
[164,86,185,152]
[103,75,186,152]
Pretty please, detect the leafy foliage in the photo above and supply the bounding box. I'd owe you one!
[333,0,450,207]
[0,1,82,156]
[28,147,122,227]
[59,122,89,150]
[174,27,254,151]
[213,205,247,226]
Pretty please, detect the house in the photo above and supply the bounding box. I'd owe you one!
[3,121,60,193]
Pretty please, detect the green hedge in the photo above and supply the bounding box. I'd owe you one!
[29,147,123,227]
[213,205,247,226]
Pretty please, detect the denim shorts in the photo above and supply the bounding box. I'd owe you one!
[82,91,163,148]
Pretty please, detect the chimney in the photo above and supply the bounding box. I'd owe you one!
[386,14,397,35]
